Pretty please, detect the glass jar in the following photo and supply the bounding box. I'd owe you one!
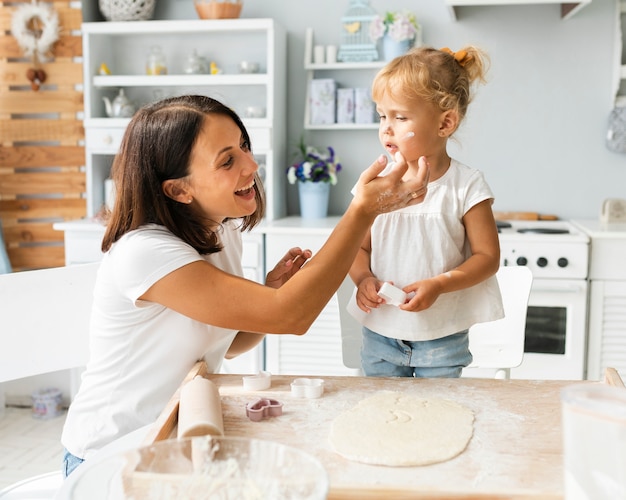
[146,45,167,75]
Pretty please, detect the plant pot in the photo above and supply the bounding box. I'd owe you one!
[382,34,412,61]
[298,182,330,220]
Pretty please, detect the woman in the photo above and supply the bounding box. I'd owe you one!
[61,95,429,476]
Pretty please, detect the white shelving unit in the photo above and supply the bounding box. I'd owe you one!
[303,28,384,131]
[57,18,287,268]
[81,18,286,221]
[443,0,592,21]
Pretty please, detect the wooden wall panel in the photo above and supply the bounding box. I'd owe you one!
[0,1,84,271]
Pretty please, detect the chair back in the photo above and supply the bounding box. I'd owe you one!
[338,266,533,379]
[465,265,533,379]
[0,263,99,383]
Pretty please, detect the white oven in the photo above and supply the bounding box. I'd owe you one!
[498,221,590,380]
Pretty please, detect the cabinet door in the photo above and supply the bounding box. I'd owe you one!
[587,280,626,380]
[264,233,358,376]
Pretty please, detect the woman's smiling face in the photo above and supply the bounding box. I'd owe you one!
[186,114,259,224]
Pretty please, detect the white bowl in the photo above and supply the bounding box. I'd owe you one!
[66,436,329,499]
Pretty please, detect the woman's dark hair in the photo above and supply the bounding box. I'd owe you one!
[101,95,265,254]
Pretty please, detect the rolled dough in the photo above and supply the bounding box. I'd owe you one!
[329,391,474,466]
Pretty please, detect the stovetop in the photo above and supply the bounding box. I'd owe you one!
[496,220,589,280]
[496,220,589,243]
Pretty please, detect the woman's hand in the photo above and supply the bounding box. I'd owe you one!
[265,247,312,289]
[353,153,429,217]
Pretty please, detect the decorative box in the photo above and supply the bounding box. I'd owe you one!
[336,88,355,124]
[310,79,336,125]
[355,88,375,124]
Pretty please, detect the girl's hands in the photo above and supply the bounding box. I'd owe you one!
[355,276,384,313]
[265,247,312,289]
[400,278,444,312]
[353,153,429,217]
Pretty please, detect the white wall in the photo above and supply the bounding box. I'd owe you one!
[145,0,626,220]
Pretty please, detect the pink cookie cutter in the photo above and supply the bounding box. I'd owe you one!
[245,398,283,422]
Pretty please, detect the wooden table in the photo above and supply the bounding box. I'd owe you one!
[149,369,592,499]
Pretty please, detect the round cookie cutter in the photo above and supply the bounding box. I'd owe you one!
[291,378,324,399]
[242,370,271,391]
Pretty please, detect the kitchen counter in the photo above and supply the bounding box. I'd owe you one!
[153,372,587,499]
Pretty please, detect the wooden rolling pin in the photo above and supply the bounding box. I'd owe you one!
[177,375,224,438]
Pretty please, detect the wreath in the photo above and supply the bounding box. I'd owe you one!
[10,2,60,90]
[11,2,59,59]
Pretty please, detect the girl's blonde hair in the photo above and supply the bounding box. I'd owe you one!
[372,45,489,124]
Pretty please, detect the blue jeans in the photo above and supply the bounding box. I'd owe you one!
[62,448,84,478]
[361,327,472,378]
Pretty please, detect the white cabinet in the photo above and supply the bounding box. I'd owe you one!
[262,217,358,376]
[81,18,287,221]
[572,220,626,381]
[303,28,383,131]
[444,0,592,21]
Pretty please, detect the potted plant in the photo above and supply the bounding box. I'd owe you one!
[287,139,342,219]
[369,10,421,61]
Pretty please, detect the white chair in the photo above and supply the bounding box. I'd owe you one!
[465,265,533,379]
[338,266,533,380]
[0,263,99,499]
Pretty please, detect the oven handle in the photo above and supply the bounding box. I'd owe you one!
[531,283,587,293]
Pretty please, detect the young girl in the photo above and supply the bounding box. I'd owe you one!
[61,95,428,477]
[348,46,504,378]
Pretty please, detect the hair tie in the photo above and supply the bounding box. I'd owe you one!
[440,47,473,67]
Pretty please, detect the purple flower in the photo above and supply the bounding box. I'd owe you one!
[287,145,342,185]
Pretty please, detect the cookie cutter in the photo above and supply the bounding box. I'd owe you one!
[291,378,324,399]
[242,370,271,391]
[245,398,283,422]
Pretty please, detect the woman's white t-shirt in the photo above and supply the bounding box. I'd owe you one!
[62,221,243,459]
[348,159,504,341]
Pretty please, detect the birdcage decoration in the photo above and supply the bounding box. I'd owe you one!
[337,0,379,63]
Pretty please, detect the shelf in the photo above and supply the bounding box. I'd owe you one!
[93,74,269,88]
[84,117,271,128]
[306,123,379,131]
[304,62,385,71]
[444,0,593,21]
[82,18,277,35]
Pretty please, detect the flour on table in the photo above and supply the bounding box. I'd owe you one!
[329,391,474,466]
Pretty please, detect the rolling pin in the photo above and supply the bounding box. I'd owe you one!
[177,375,224,439]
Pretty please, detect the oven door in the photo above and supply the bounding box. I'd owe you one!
[510,279,588,380]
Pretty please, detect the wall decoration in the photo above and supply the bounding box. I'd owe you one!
[10,1,60,91]
[337,0,378,63]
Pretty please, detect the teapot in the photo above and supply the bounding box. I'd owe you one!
[103,89,135,118]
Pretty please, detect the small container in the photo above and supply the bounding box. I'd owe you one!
[183,50,208,75]
[239,61,260,74]
[561,383,626,498]
[314,45,325,64]
[146,45,167,75]
[32,388,63,419]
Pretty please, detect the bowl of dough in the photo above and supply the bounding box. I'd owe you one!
[65,436,329,499]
